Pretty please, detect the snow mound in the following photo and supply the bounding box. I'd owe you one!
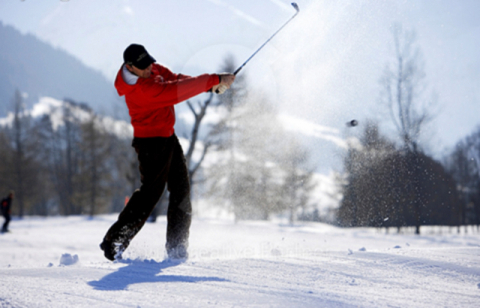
[59,253,79,266]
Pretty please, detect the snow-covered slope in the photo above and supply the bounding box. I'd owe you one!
[0,216,478,307]
[0,96,133,139]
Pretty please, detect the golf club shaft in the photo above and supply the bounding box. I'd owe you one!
[234,3,300,76]
[216,3,299,93]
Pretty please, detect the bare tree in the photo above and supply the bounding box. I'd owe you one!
[11,90,27,217]
[184,93,215,182]
[180,55,246,203]
[61,102,82,215]
[379,24,435,153]
[9,90,41,217]
[34,114,60,215]
[0,129,10,192]
[203,56,250,217]
[280,136,316,225]
[78,112,112,217]
[378,25,438,234]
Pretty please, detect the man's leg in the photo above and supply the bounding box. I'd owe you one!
[4,213,10,231]
[1,214,9,232]
[101,137,174,261]
[165,135,192,259]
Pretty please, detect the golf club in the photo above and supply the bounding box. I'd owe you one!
[216,2,300,93]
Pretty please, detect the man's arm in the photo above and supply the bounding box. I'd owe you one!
[154,64,192,81]
[155,64,235,94]
[139,73,220,106]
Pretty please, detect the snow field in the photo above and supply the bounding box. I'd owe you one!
[0,215,479,307]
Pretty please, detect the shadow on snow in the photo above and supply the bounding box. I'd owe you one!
[88,259,228,291]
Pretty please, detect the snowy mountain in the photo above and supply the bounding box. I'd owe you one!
[0,22,118,117]
[0,96,132,139]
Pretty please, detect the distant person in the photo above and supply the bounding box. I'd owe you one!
[100,44,235,261]
[1,191,14,233]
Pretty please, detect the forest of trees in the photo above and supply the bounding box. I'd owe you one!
[338,122,462,230]
[0,91,137,217]
[444,128,480,230]
[338,120,480,233]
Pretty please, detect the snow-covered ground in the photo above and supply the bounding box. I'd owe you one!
[0,215,479,308]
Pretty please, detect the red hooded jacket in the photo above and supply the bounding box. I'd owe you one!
[115,63,220,138]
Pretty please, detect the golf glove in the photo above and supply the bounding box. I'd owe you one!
[215,84,228,95]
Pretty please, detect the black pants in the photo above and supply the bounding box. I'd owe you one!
[2,213,10,232]
[103,134,192,253]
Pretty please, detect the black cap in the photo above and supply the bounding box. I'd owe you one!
[123,44,156,70]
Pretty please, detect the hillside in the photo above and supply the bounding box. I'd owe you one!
[0,22,119,117]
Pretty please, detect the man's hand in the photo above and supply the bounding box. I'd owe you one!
[214,73,236,94]
[213,84,228,94]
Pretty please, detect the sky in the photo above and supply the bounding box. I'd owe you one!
[1,0,479,161]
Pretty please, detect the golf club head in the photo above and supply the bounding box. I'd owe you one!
[291,2,300,13]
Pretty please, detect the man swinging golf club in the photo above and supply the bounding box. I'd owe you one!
[100,44,235,261]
